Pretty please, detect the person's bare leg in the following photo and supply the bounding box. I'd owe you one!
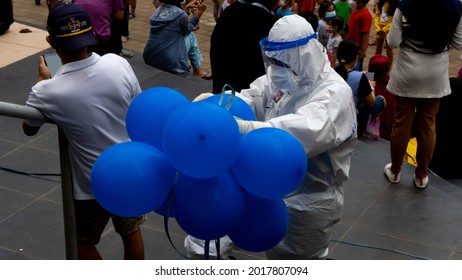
[192,66,212,79]
[78,245,103,260]
[375,37,384,55]
[121,229,145,260]
[193,66,206,77]
[130,0,137,17]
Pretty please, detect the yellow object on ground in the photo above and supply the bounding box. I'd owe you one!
[404,137,417,166]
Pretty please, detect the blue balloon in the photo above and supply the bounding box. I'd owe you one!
[228,190,288,252]
[162,102,241,178]
[204,94,256,121]
[173,172,244,240]
[231,128,307,198]
[126,87,190,150]
[91,141,176,217]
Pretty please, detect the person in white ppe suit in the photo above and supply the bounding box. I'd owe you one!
[189,14,357,260]
[238,14,357,260]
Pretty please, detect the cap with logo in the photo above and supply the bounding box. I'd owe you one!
[46,2,97,51]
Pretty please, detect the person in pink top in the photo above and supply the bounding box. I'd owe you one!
[344,0,372,71]
[73,0,126,55]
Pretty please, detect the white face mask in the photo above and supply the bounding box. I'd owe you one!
[268,65,292,90]
[326,11,336,19]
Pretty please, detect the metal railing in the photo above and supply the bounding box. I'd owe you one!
[0,101,77,260]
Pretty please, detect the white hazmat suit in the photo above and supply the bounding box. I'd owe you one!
[237,15,357,259]
[184,14,357,260]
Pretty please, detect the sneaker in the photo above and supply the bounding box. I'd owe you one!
[414,174,429,189]
[120,49,134,58]
[384,163,400,183]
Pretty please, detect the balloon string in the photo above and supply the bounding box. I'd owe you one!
[215,238,221,260]
[161,172,222,260]
[218,84,236,111]
[204,239,221,260]
[204,240,210,260]
[162,171,190,259]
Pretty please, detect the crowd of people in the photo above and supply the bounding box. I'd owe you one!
[25,0,462,260]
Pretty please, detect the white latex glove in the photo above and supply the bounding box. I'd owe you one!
[235,118,271,134]
[193,92,214,102]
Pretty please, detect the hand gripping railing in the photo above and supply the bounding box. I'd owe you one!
[0,101,77,260]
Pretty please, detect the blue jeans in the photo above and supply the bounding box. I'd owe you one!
[184,32,203,69]
[357,95,385,137]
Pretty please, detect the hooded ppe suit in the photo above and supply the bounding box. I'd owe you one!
[237,15,357,259]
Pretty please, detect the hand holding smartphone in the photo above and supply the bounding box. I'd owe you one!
[43,52,62,78]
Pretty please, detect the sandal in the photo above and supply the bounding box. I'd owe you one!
[200,72,212,80]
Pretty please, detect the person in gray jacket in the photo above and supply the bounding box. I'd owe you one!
[143,0,211,79]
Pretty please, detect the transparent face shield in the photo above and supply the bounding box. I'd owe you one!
[259,33,317,96]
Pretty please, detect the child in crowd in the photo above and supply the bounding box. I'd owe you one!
[276,0,293,17]
[368,54,394,140]
[335,40,386,137]
[327,16,344,67]
[317,0,336,49]
[334,0,351,37]
[344,0,372,71]
[373,0,398,68]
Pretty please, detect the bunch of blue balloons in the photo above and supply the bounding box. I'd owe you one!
[90,86,307,252]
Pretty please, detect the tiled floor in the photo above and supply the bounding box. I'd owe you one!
[0,23,48,68]
[1,0,462,260]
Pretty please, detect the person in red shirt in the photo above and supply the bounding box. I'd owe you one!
[344,0,372,71]
[296,0,322,13]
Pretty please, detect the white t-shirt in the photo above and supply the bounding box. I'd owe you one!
[26,53,142,199]
[327,33,343,66]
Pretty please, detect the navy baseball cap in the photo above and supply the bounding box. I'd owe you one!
[46,2,97,51]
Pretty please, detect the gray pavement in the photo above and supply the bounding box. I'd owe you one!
[1,0,462,261]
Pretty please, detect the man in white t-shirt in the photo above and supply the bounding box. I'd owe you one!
[22,2,144,259]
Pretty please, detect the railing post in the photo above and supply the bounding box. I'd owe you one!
[0,101,77,259]
[58,127,78,260]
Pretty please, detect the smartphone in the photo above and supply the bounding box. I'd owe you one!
[43,52,62,78]
[365,72,375,81]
